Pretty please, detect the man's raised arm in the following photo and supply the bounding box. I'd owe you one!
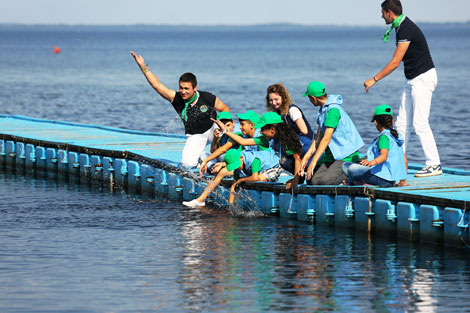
[131,51,176,102]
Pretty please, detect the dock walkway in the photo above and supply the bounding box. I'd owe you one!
[1,115,469,247]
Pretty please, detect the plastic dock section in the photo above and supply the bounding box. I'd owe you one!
[1,115,470,248]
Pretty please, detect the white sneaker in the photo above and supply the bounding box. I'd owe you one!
[182,199,206,208]
[414,164,442,177]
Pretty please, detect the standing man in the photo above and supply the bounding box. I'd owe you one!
[364,0,441,177]
[131,51,230,168]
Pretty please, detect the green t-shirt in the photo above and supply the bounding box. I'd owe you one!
[229,132,244,151]
[234,157,262,180]
[378,135,390,150]
[253,135,270,151]
[318,107,360,164]
[251,158,262,173]
[230,133,270,151]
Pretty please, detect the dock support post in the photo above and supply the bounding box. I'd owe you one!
[375,199,397,238]
[316,195,335,227]
[297,194,315,222]
[5,141,15,169]
[397,202,420,241]
[420,205,444,243]
[114,159,128,189]
[261,191,278,215]
[25,144,36,172]
[0,139,5,167]
[444,208,466,246]
[15,142,25,173]
[279,192,296,218]
[127,161,141,194]
[335,195,355,229]
[355,197,375,232]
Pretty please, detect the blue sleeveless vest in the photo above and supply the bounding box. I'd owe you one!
[283,104,314,140]
[317,95,364,160]
[236,149,280,178]
[367,129,407,182]
[283,104,313,154]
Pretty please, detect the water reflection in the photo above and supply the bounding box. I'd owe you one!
[1,169,470,312]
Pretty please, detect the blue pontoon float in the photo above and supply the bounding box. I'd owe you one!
[1,115,469,248]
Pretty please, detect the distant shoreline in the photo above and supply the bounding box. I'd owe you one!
[0,22,468,32]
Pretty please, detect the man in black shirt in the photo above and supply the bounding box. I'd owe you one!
[131,51,230,167]
[363,0,442,178]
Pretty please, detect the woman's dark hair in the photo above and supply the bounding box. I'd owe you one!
[381,0,402,15]
[273,123,303,155]
[374,114,399,139]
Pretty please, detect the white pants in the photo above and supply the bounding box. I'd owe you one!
[181,124,216,167]
[396,68,440,166]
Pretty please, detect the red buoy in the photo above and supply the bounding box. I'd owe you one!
[53,46,61,54]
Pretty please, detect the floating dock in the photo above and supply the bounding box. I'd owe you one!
[1,115,469,248]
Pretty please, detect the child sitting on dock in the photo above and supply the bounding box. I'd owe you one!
[198,111,236,175]
[215,112,302,188]
[342,104,407,187]
[299,81,364,185]
[184,111,273,208]
[198,110,263,177]
[224,148,281,204]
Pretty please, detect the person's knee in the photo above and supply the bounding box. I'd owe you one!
[412,119,431,133]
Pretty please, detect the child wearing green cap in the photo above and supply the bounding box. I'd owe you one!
[183,112,290,208]
[217,112,304,189]
[183,147,281,208]
[300,81,365,185]
[225,149,281,204]
[183,110,267,208]
[342,104,407,187]
[199,111,237,174]
[198,110,264,177]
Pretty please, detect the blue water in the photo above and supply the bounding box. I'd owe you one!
[1,24,470,312]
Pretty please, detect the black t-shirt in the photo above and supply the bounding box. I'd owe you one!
[396,17,435,80]
[171,90,217,135]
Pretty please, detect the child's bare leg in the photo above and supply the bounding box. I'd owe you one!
[196,167,231,202]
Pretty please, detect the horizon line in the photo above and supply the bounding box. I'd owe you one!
[1,21,469,28]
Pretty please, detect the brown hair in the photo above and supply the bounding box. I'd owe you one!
[179,72,197,88]
[265,83,293,116]
[381,0,403,16]
[374,114,399,139]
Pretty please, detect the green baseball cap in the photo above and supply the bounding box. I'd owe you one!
[255,112,283,128]
[372,104,393,122]
[236,110,260,126]
[217,111,233,120]
[302,81,327,97]
[224,149,242,172]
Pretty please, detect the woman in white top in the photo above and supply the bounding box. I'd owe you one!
[265,83,314,152]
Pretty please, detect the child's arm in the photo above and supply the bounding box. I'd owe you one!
[360,149,388,167]
[286,153,302,189]
[211,118,257,146]
[303,127,334,180]
[199,141,234,176]
[299,139,317,174]
[210,134,221,153]
[229,172,263,204]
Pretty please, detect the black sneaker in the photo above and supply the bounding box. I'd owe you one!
[414,164,442,177]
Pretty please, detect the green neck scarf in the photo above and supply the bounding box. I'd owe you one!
[180,91,199,122]
[382,14,404,43]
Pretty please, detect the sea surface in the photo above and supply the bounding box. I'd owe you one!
[1,24,470,312]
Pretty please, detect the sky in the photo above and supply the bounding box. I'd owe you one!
[0,0,469,26]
